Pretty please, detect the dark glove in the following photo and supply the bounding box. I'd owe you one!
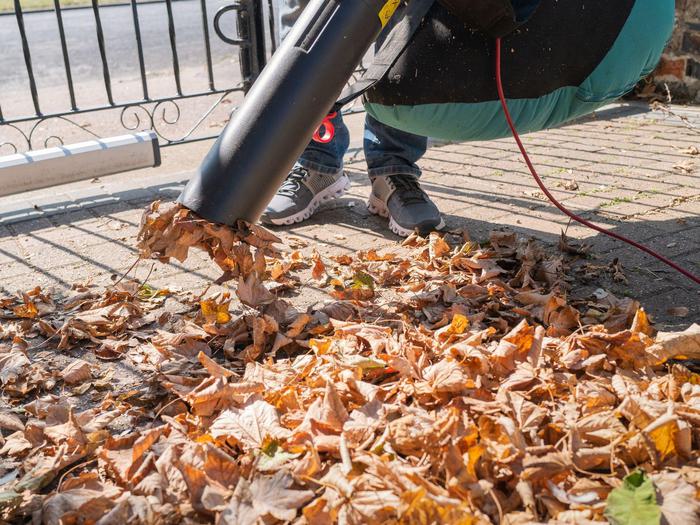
[438,0,539,38]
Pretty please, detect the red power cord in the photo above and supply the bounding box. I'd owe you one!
[494,38,700,285]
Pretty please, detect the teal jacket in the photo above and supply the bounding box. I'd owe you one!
[365,0,674,141]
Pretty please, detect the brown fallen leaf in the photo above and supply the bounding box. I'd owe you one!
[428,232,451,260]
[13,301,38,319]
[44,409,87,448]
[236,273,275,308]
[652,471,700,525]
[42,486,121,525]
[677,145,699,156]
[219,472,313,524]
[210,398,290,449]
[0,410,24,432]
[422,358,474,394]
[61,359,93,385]
[5,212,700,525]
[667,306,689,318]
[343,400,385,447]
[0,431,32,456]
[647,323,700,363]
[311,251,326,281]
[198,351,236,378]
[137,200,280,283]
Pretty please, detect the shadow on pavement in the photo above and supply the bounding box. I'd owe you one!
[0,101,696,327]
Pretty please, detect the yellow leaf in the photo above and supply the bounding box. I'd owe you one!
[631,308,653,336]
[466,444,485,478]
[200,299,231,324]
[13,301,38,319]
[310,338,332,354]
[138,284,169,300]
[449,314,469,335]
[647,418,678,461]
[463,422,480,448]
[351,271,375,290]
[400,488,477,525]
[270,260,287,280]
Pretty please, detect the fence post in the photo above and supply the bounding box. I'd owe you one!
[249,0,268,78]
[238,0,267,92]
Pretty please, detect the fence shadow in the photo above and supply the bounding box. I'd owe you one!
[0,101,696,328]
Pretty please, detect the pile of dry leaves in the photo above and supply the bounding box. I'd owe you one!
[1,201,699,525]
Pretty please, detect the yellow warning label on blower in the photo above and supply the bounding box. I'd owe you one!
[378,0,401,27]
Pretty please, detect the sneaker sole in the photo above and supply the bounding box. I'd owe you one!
[367,194,445,238]
[265,175,350,226]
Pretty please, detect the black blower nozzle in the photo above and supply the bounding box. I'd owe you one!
[179,0,399,225]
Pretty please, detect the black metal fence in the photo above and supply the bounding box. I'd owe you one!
[0,0,270,153]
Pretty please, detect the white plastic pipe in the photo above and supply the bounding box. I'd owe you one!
[0,131,160,197]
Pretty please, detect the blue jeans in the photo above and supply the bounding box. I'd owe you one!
[274,0,427,178]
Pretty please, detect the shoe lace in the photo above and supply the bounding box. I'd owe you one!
[277,166,309,198]
[388,175,428,205]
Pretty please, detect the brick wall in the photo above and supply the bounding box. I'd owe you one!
[651,0,700,102]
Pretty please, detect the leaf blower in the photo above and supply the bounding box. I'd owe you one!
[178,0,412,225]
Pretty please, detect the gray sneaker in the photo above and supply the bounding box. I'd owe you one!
[260,166,350,226]
[368,174,444,237]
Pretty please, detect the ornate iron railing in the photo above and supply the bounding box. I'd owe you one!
[0,0,267,154]
[0,0,369,156]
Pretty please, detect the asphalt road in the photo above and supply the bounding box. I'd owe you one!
[0,0,248,104]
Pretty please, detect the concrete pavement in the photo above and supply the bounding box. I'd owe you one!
[0,104,698,329]
[0,0,245,120]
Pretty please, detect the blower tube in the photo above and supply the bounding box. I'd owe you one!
[179,0,400,225]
